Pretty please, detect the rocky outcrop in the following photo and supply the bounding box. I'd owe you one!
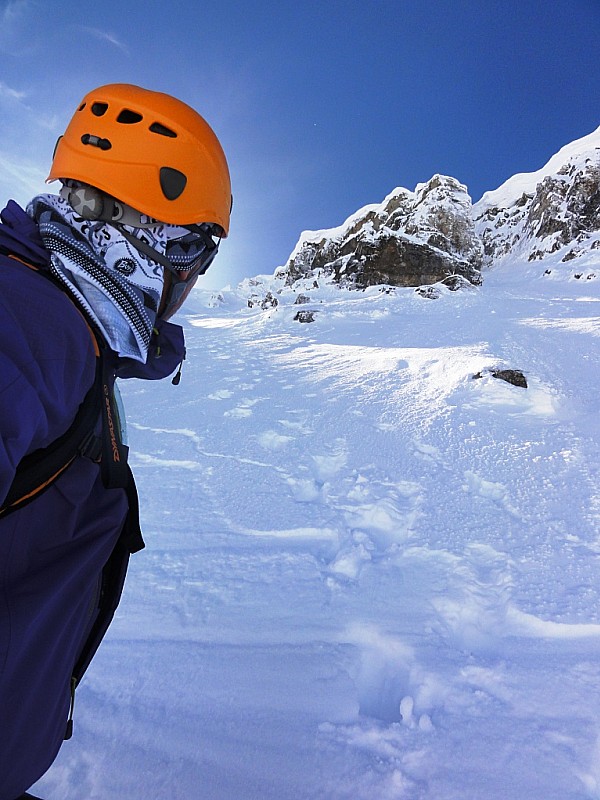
[269,125,600,295]
[473,127,600,267]
[282,175,483,289]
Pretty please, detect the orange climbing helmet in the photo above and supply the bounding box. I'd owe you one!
[48,83,232,235]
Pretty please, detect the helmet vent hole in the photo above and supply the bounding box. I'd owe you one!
[91,102,109,116]
[160,167,187,200]
[117,109,143,124]
[150,122,177,138]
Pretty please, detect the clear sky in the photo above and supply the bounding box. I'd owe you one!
[1,0,599,287]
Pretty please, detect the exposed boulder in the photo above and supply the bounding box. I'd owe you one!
[415,274,477,300]
[294,310,316,323]
[473,369,528,388]
[248,291,279,310]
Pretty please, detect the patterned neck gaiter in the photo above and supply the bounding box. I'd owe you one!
[27,193,167,362]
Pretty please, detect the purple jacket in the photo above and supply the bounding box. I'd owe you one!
[0,201,186,799]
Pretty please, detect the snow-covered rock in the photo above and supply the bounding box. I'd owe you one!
[473,125,600,267]
[276,125,600,293]
[281,175,483,289]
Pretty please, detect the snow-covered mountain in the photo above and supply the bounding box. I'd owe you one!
[278,126,600,291]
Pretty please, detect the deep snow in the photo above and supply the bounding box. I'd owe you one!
[33,254,600,799]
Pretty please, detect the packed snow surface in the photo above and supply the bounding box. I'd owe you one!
[34,257,600,799]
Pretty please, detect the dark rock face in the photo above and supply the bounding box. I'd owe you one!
[248,291,279,309]
[529,163,600,242]
[473,369,528,388]
[474,147,600,265]
[333,235,477,289]
[294,310,316,323]
[283,175,483,289]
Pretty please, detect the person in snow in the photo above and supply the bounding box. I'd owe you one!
[0,83,231,800]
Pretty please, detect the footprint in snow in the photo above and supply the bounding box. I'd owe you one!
[224,398,261,419]
[343,477,422,549]
[224,407,253,419]
[311,440,348,481]
[430,543,514,655]
[286,476,323,503]
[278,416,313,435]
[327,475,423,581]
[412,439,446,467]
[462,470,521,518]
[256,430,294,450]
[339,622,443,726]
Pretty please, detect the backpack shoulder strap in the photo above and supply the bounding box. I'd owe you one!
[0,349,104,517]
[0,252,131,516]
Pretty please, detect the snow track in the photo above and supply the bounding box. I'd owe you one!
[35,268,600,799]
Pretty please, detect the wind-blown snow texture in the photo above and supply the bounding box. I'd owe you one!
[34,139,600,799]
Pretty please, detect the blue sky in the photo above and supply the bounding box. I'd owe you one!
[1,0,599,288]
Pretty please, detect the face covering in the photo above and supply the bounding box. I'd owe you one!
[27,193,167,362]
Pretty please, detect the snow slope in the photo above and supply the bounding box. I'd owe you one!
[33,261,600,799]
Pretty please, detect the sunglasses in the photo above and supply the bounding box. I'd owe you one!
[160,230,220,318]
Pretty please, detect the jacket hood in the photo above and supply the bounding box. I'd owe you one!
[0,199,52,268]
